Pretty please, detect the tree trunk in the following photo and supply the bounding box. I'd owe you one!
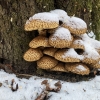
[0,0,100,74]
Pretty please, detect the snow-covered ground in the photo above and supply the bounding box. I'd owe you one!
[0,70,100,100]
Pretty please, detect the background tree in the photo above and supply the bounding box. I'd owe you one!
[0,0,100,74]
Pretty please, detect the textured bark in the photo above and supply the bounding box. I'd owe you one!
[0,0,38,73]
[0,0,100,74]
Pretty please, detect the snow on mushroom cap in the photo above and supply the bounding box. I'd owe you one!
[51,27,72,41]
[65,16,87,29]
[26,12,59,24]
[50,9,70,23]
[76,65,87,71]
[80,33,100,60]
[62,48,84,60]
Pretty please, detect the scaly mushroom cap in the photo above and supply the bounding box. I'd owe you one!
[29,36,51,48]
[70,37,85,50]
[82,56,99,64]
[91,60,100,68]
[65,63,90,75]
[43,47,58,57]
[23,48,43,62]
[54,48,83,62]
[50,62,66,72]
[37,56,58,69]
[25,12,59,31]
[49,27,73,48]
[62,16,87,35]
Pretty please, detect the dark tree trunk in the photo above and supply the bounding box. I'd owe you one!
[0,0,100,74]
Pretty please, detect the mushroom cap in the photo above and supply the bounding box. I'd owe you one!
[23,48,43,62]
[25,12,59,31]
[37,56,58,69]
[50,62,66,72]
[91,60,100,68]
[29,36,51,48]
[70,37,85,50]
[82,56,99,64]
[62,16,87,35]
[54,48,83,62]
[49,27,73,48]
[65,63,90,75]
[43,47,58,57]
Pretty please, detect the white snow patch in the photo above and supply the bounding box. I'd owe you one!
[51,27,72,41]
[26,12,59,24]
[76,65,86,71]
[0,70,100,100]
[50,9,70,23]
[73,39,84,45]
[80,34,100,60]
[62,48,84,60]
[64,16,87,29]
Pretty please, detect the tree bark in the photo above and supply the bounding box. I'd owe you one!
[0,0,100,74]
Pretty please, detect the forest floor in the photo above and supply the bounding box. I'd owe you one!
[0,69,100,100]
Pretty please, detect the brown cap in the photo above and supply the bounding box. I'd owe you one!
[49,27,73,48]
[91,60,100,68]
[82,56,99,64]
[37,56,58,69]
[70,37,85,50]
[25,12,59,31]
[50,62,66,72]
[29,36,51,48]
[23,48,43,62]
[43,47,58,57]
[54,48,82,62]
[61,16,87,35]
[65,63,90,75]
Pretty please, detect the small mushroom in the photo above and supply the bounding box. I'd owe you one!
[70,37,85,50]
[49,27,73,48]
[43,47,58,57]
[65,63,90,75]
[62,16,87,35]
[50,62,66,72]
[29,36,51,48]
[54,48,83,62]
[37,56,58,69]
[23,48,43,62]
[25,12,59,31]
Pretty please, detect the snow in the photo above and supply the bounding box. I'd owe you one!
[73,39,84,45]
[50,9,70,23]
[62,48,84,60]
[64,16,87,29]
[80,34,100,60]
[0,70,100,100]
[51,27,72,41]
[76,65,87,71]
[26,12,59,24]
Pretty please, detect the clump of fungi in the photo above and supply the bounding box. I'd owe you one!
[23,9,100,75]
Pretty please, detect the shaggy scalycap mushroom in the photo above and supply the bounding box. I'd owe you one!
[62,16,87,35]
[51,62,66,72]
[25,12,59,31]
[65,63,90,75]
[29,36,51,48]
[37,56,58,69]
[54,48,84,62]
[43,47,58,57]
[49,27,73,48]
[23,48,43,62]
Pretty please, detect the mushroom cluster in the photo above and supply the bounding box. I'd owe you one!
[23,9,100,75]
